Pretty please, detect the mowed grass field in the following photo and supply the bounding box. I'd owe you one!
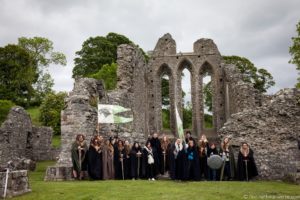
[12,161,300,200]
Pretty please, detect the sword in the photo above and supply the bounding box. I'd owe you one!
[120,153,124,180]
[163,151,166,174]
[137,151,142,179]
[78,146,82,180]
[245,160,249,181]
[220,160,225,181]
[3,168,9,198]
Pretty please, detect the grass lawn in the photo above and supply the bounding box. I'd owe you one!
[26,107,42,126]
[51,135,61,148]
[12,161,300,200]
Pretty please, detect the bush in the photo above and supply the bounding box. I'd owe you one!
[0,99,15,124]
[39,92,67,135]
[88,62,117,90]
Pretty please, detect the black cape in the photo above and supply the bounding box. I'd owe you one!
[169,144,187,180]
[237,149,258,181]
[87,145,103,180]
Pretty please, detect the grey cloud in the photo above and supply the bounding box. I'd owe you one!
[0,0,300,93]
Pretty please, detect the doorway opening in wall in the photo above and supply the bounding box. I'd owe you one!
[161,74,171,131]
[181,68,192,130]
[203,72,213,129]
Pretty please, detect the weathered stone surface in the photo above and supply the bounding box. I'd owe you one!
[57,78,105,167]
[0,106,59,170]
[219,88,300,180]
[0,170,31,198]
[44,166,73,181]
[152,33,176,56]
[49,33,299,182]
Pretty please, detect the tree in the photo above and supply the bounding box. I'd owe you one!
[0,100,15,124]
[0,44,35,106]
[73,32,148,78]
[18,37,67,104]
[73,33,133,78]
[289,21,300,88]
[39,92,67,135]
[223,56,275,92]
[89,62,118,90]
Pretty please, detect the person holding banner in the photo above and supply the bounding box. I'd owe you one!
[237,142,258,181]
[71,134,88,180]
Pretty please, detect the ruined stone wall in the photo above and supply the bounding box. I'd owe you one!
[0,170,31,198]
[147,33,226,138]
[99,44,148,143]
[219,88,300,180]
[0,107,57,169]
[223,64,263,117]
[57,78,105,166]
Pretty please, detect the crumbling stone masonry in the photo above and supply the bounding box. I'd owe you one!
[0,107,59,169]
[219,88,300,182]
[0,170,31,198]
[46,33,299,181]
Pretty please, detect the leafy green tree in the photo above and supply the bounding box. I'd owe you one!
[73,32,148,78]
[18,37,67,104]
[0,44,35,106]
[39,92,67,135]
[289,21,300,88]
[223,56,275,92]
[73,33,133,78]
[0,100,15,124]
[89,63,118,90]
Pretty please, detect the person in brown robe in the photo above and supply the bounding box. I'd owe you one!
[102,139,115,180]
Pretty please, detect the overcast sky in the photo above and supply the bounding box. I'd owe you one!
[1,0,299,94]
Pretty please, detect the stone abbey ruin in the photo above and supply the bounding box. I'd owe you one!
[1,33,299,188]
[49,33,299,182]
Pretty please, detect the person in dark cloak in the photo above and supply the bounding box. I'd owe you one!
[185,131,195,144]
[115,140,126,179]
[207,142,220,181]
[71,134,88,180]
[143,140,156,180]
[198,134,209,180]
[130,142,142,179]
[169,138,187,180]
[124,140,131,179]
[87,135,103,180]
[102,139,115,180]
[237,142,258,181]
[160,135,171,175]
[220,137,236,180]
[150,132,162,176]
[186,139,200,181]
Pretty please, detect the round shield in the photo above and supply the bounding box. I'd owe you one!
[207,155,223,170]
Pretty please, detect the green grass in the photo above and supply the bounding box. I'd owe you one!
[26,106,42,126]
[12,161,300,200]
[51,135,61,148]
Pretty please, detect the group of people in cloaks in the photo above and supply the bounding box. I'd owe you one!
[71,131,258,181]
